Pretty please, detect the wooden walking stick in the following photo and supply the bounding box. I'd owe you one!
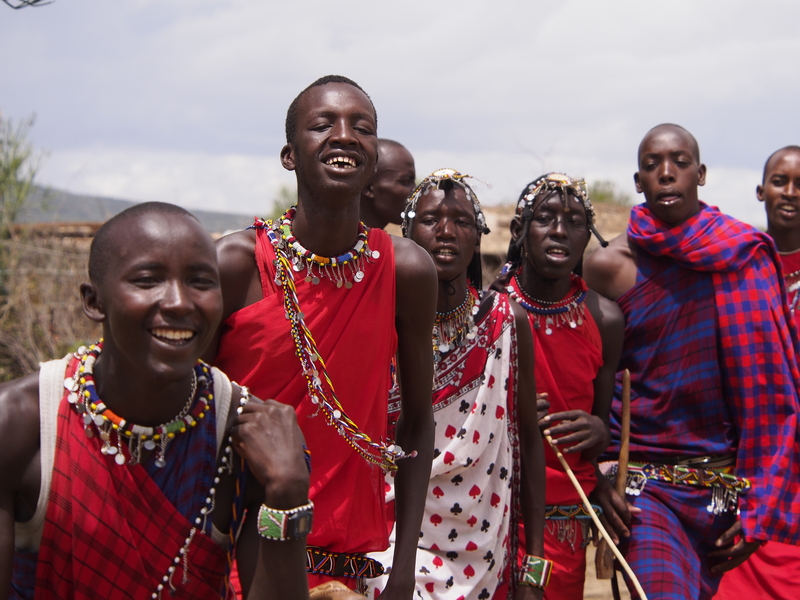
[544,369,648,599]
[596,369,631,579]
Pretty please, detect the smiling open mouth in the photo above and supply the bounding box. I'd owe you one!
[151,328,196,344]
[325,156,357,169]
[434,249,456,257]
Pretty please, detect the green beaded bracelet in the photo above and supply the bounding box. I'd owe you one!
[256,500,314,541]
[519,554,553,589]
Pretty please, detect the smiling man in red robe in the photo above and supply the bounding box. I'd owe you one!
[211,76,437,599]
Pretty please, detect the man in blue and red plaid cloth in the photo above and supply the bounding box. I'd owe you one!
[584,124,800,600]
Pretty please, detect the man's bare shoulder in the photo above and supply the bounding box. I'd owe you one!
[584,234,637,301]
[216,229,257,276]
[0,373,41,480]
[391,235,437,287]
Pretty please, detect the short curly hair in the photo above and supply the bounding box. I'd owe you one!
[284,75,377,144]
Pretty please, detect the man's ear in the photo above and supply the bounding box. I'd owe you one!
[756,184,765,203]
[697,163,707,187]
[362,179,375,199]
[80,282,106,323]
[634,172,643,194]
[280,144,296,172]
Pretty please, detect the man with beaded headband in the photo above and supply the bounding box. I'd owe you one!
[0,202,313,600]
[494,173,624,600]
[366,168,547,600]
[211,75,437,598]
[714,145,800,600]
[584,124,800,600]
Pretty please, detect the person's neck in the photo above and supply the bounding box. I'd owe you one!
[92,348,197,428]
[358,197,386,230]
[519,264,572,303]
[292,189,362,257]
[437,274,469,314]
[767,225,800,254]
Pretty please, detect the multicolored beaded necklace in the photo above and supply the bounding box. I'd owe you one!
[507,273,587,335]
[254,210,409,472]
[433,286,480,362]
[65,341,213,467]
[256,205,380,288]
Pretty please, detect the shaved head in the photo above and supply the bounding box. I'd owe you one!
[638,123,700,165]
[763,146,800,183]
[89,202,201,284]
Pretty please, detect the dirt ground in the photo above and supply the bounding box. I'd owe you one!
[583,545,632,600]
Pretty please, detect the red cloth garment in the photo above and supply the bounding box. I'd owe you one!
[215,226,397,555]
[514,275,603,504]
[713,249,800,600]
[35,359,229,600]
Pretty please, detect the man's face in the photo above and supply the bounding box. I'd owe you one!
[758,149,800,234]
[368,144,416,226]
[84,213,222,382]
[409,186,479,284]
[519,191,590,281]
[634,126,706,225]
[281,82,378,198]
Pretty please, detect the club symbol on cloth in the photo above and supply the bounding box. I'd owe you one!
[451,473,463,486]
[448,528,458,541]
[446,552,459,562]
[481,519,490,532]
[450,502,463,515]
[459,400,470,413]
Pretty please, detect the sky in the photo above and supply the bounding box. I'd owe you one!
[1,0,798,229]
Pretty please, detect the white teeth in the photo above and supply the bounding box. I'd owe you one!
[326,156,356,168]
[151,329,194,341]
[436,249,455,256]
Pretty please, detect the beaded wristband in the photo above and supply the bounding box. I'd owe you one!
[257,501,314,541]
[519,555,553,589]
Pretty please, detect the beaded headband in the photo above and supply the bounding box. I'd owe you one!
[516,172,607,247]
[401,168,490,238]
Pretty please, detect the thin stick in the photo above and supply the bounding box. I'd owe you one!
[595,369,631,579]
[545,430,647,599]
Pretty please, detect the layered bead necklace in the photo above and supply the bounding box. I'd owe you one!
[254,208,410,472]
[256,205,380,288]
[433,286,479,362]
[65,341,213,467]
[507,273,587,335]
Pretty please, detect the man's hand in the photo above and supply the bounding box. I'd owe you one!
[231,396,309,509]
[590,472,640,544]
[708,520,762,574]
[542,410,607,455]
[536,393,550,424]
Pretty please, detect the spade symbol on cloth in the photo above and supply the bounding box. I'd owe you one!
[432,486,445,498]
[469,485,481,499]
[432,556,444,568]
[430,514,442,526]
[445,424,457,439]
[464,565,475,579]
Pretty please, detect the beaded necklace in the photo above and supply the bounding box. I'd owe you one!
[65,341,213,467]
[255,211,409,472]
[433,286,479,362]
[507,273,587,335]
[256,205,380,288]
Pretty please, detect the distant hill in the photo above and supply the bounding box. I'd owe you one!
[17,186,254,234]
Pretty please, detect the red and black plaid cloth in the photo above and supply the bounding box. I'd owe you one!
[625,201,800,545]
[34,357,230,599]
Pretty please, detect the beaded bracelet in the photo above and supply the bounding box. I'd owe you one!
[256,501,314,541]
[519,554,553,589]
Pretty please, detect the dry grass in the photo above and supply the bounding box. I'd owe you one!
[0,232,99,381]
